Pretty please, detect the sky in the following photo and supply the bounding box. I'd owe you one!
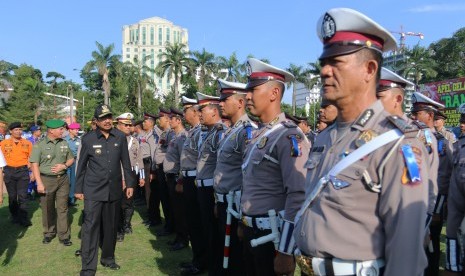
[1,0,465,104]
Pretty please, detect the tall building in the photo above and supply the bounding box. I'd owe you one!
[122,17,189,99]
[295,74,321,111]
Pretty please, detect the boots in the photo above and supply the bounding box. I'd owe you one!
[123,208,134,234]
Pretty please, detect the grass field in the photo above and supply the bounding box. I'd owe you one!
[0,196,198,276]
[0,195,449,275]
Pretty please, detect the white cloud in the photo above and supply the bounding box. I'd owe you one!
[407,3,465,13]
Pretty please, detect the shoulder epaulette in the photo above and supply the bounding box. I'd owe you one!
[386,116,417,133]
[282,120,297,128]
[411,120,428,129]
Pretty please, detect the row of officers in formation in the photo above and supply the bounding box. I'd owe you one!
[3,7,465,276]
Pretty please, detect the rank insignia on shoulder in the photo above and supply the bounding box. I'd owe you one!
[401,144,422,186]
[355,129,378,148]
[355,109,374,127]
[282,121,297,128]
[257,136,268,149]
[288,134,302,157]
[387,116,415,133]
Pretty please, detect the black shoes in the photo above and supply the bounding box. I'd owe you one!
[180,265,203,275]
[75,249,81,256]
[100,261,120,270]
[60,239,73,246]
[156,229,173,237]
[170,242,187,251]
[42,237,54,244]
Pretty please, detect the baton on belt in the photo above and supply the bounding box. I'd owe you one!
[250,209,280,250]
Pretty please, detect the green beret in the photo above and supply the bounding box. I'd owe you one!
[45,119,65,129]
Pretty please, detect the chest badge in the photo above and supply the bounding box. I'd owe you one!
[355,130,378,148]
[257,136,268,149]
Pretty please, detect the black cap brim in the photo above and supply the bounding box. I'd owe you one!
[245,79,270,90]
[319,44,366,60]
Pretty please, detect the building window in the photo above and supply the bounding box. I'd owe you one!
[136,29,139,42]
[135,48,138,52]
[142,49,146,61]
[126,54,130,59]
[151,49,155,61]
[142,27,146,45]
[158,27,162,45]
[166,27,170,43]
[150,27,154,45]
[126,48,130,52]
[174,31,177,43]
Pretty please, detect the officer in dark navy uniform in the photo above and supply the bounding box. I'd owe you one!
[75,104,136,275]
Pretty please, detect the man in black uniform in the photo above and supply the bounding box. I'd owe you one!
[75,104,136,275]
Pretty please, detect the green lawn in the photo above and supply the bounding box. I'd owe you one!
[0,195,449,275]
[0,196,198,276]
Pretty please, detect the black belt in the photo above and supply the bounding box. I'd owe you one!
[5,165,28,170]
[142,157,151,164]
[40,173,65,178]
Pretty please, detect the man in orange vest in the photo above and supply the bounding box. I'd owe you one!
[0,122,33,226]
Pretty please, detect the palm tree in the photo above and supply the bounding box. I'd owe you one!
[83,42,121,105]
[190,48,216,91]
[156,43,191,105]
[217,52,241,82]
[123,55,155,112]
[396,44,437,87]
[287,64,310,115]
[45,71,65,93]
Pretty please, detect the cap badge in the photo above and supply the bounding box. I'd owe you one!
[321,13,336,40]
[102,105,110,114]
[246,62,252,77]
[411,94,417,103]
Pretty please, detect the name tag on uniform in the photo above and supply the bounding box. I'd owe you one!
[93,145,102,148]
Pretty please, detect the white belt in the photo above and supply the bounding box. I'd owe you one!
[182,170,196,177]
[196,178,214,187]
[241,215,282,231]
[215,191,241,203]
[312,257,385,276]
[215,192,227,203]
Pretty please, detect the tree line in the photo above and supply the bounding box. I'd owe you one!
[0,27,464,129]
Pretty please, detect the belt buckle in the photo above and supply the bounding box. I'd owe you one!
[241,216,249,227]
[295,254,314,276]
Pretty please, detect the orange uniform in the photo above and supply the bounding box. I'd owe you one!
[0,138,33,167]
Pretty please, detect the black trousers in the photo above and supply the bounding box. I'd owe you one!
[118,187,134,232]
[166,173,188,244]
[182,176,207,269]
[3,166,29,221]
[80,199,121,276]
[145,160,160,223]
[425,215,444,276]
[243,226,275,276]
[217,201,245,275]
[153,165,172,231]
[197,185,220,275]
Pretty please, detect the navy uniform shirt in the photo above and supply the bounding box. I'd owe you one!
[75,128,136,201]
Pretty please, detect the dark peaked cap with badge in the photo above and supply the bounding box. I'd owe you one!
[245,58,294,89]
[317,8,397,59]
[217,78,248,101]
[196,92,220,110]
[144,112,159,120]
[94,104,113,118]
[411,92,445,113]
[378,67,414,93]
[170,107,184,118]
[159,107,171,117]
